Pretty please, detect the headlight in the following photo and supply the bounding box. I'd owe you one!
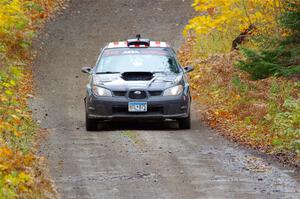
[163,85,184,96]
[92,85,112,97]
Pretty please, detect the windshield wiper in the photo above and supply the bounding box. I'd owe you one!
[96,71,120,74]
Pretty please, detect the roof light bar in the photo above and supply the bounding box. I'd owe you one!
[127,34,150,48]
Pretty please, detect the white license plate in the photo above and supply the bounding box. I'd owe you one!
[128,102,147,112]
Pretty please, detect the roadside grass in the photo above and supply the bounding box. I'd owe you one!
[178,38,300,166]
[0,0,64,198]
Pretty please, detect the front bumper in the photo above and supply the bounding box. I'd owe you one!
[86,93,190,120]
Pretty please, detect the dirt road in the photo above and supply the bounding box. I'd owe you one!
[32,0,300,198]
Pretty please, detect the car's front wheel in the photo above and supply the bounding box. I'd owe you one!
[178,113,191,129]
[85,114,98,131]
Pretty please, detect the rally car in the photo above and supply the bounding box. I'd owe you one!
[81,35,193,131]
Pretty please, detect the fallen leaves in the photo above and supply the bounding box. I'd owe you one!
[244,156,271,173]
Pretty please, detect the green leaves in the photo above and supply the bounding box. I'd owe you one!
[280,2,300,31]
[231,75,249,93]
[24,1,44,13]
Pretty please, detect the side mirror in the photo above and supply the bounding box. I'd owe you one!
[184,66,194,73]
[81,67,93,74]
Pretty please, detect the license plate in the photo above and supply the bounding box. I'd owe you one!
[128,102,147,112]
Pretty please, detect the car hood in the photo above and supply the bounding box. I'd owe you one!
[93,73,182,91]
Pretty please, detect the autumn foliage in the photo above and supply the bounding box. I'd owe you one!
[185,0,285,33]
[184,0,298,54]
[181,0,300,165]
[0,0,63,198]
[237,2,300,79]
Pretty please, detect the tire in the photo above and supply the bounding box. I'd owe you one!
[178,113,191,130]
[86,114,98,131]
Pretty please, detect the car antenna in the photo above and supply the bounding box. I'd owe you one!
[136,34,141,40]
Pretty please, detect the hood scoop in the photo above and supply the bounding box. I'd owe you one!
[121,72,154,81]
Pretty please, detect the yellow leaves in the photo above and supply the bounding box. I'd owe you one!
[214,110,220,116]
[0,147,13,159]
[10,80,16,86]
[235,94,241,100]
[0,0,26,31]
[18,172,31,183]
[0,147,35,194]
[4,172,30,185]
[3,170,33,196]
[0,0,62,198]
[192,74,201,80]
[184,0,284,42]
[4,90,13,96]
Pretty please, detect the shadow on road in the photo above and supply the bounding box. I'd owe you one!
[96,120,179,131]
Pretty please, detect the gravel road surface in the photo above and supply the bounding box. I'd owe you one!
[32,0,300,198]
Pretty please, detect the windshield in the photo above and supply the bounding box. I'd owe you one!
[96,48,179,74]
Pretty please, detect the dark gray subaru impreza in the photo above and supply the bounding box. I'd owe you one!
[81,36,193,131]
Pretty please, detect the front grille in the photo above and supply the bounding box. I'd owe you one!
[148,106,163,114]
[113,91,127,96]
[112,106,163,115]
[149,91,162,96]
[129,90,147,99]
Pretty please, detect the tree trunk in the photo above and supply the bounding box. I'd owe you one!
[232,24,256,50]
